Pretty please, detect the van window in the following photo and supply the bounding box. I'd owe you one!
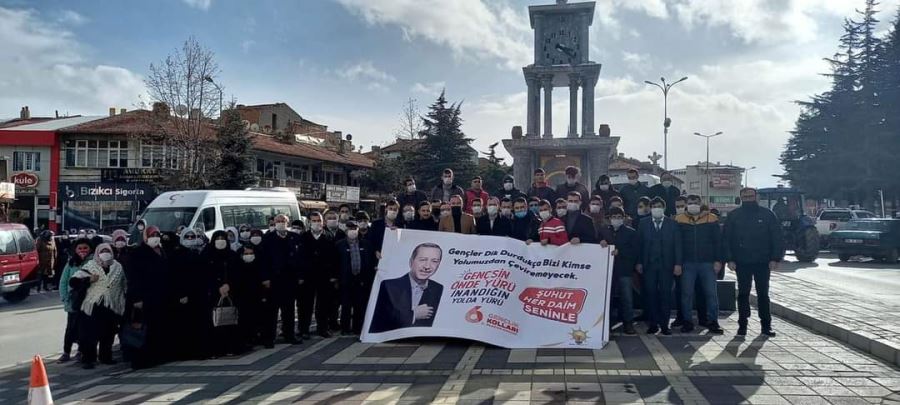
[13,230,35,252]
[200,207,217,231]
[221,205,296,228]
[139,207,198,233]
[820,211,851,221]
[0,231,17,255]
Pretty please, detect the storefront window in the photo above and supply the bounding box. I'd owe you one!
[13,152,40,171]
[64,201,137,232]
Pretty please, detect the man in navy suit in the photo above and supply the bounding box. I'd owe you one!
[369,243,444,333]
[636,197,683,335]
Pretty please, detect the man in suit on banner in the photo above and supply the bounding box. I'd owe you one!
[369,243,445,333]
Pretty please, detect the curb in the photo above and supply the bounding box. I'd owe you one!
[750,293,900,368]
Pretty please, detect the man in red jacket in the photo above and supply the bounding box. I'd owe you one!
[464,176,490,214]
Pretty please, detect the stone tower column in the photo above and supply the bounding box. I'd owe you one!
[526,77,538,137]
[542,76,553,138]
[581,75,596,136]
[568,73,579,138]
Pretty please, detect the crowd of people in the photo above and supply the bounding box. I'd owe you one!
[49,164,783,371]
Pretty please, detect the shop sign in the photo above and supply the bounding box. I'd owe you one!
[60,182,157,202]
[325,184,360,204]
[10,172,39,188]
[288,181,325,200]
[100,168,165,183]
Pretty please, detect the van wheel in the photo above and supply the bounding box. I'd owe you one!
[885,248,899,264]
[2,285,30,303]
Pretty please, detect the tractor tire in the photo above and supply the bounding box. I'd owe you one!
[885,248,900,264]
[795,227,820,263]
[2,285,30,304]
[838,254,852,262]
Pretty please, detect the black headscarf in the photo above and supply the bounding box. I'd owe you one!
[68,238,93,267]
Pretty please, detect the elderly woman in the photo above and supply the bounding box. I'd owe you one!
[169,229,213,360]
[204,230,244,356]
[70,243,126,369]
[111,229,130,263]
[225,226,243,252]
[123,226,171,369]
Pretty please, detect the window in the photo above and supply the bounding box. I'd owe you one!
[13,230,34,252]
[13,152,40,171]
[139,141,182,169]
[820,211,852,221]
[0,231,17,255]
[220,205,297,228]
[139,207,197,232]
[856,212,875,219]
[64,139,128,168]
[689,181,700,190]
[200,207,217,232]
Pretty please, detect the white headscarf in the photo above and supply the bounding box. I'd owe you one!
[77,243,126,316]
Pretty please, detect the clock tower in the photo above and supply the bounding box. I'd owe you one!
[503,0,618,193]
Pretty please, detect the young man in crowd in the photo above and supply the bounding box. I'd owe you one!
[674,195,688,217]
[477,197,511,236]
[527,168,557,203]
[438,195,477,234]
[509,197,539,242]
[555,166,590,212]
[299,212,339,339]
[369,199,401,259]
[337,204,352,232]
[261,214,304,345]
[588,195,608,237]
[496,174,526,202]
[538,199,568,246]
[528,197,541,216]
[618,168,649,219]
[398,176,429,209]
[594,174,620,208]
[464,176,490,214]
[336,221,376,335]
[559,192,597,244]
[675,195,725,334]
[636,197,683,335]
[430,168,466,203]
[500,198,514,219]
[635,196,652,223]
[650,172,681,217]
[605,207,639,335]
[324,210,346,241]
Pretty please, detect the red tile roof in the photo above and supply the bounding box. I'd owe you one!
[252,133,374,169]
[58,110,218,139]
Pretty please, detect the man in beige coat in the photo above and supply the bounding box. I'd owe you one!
[438,195,476,234]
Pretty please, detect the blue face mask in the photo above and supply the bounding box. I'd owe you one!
[514,211,527,219]
[529,206,539,215]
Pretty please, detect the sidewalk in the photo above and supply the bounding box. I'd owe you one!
[1,310,898,404]
[753,271,900,368]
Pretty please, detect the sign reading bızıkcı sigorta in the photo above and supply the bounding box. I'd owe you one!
[361,229,614,349]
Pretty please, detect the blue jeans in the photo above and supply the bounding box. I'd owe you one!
[613,276,634,323]
[680,262,718,324]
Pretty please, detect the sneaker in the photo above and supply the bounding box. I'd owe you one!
[646,325,660,335]
[57,354,71,363]
[707,322,725,334]
[681,323,695,333]
[762,329,777,337]
[736,325,747,337]
[623,322,636,336]
[660,328,672,336]
[670,319,684,328]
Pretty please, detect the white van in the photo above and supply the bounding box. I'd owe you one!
[609,173,660,188]
[139,189,301,237]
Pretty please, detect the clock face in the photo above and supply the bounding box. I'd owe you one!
[540,13,581,65]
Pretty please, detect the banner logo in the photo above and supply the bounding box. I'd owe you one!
[465,306,484,323]
[518,287,587,324]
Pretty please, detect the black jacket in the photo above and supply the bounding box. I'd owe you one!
[617,183,650,219]
[368,218,400,253]
[509,214,539,242]
[369,274,443,333]
[336,238,377,288]
[397,190,429,210]
[723,204,784,264]
[299,231,338,282]
[495,187,527,203]
[476,215,511,237]
[675,212,723,264]
[260,231,303,281]
[606,225,639,278]
[649,184,681,217]
[637,216,683,271]
[429,184,466,203]
[560,213,598,243]
[527,184,557,203]
[555,182,591,211]
[408,218,438,231]
[593,184,620,208]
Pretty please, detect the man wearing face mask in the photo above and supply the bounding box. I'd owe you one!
[261,214,303,345]
[618,169,650,220]
[370,200,401,259]
[509,197,539,242]
[438,195,477,234]
[723,188,783,337]
[430,168,466,203]
[675,195,724,334]
[477,197,511,237]
[636,197,683,336]
[500,198,514,220]
[528,197,541,216]
[555,166,590,212]
[336,221,377,335]
[605,207,639,335]
[650,172,681,217]
[588,195,609,237]
[558,192,598,244]
[527,168,558,203]
[401,203,417,228]
[539,199,569,246]
[324,210,346,241]
[337,204,352,232]
[496,175,526,202]
[409,201,438,231]
[593,174,620,209]
[397,177,429,210]
[635,197,652,223]
[464,176,490,214]
[299,212,339,339]
[674,196,688,217]
[355,211,371,240]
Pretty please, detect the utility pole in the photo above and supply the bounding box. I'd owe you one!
[645,76,688,170]
[693,131,724,204]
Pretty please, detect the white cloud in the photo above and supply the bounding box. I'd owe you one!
[337,60,396,83]
[411,81,445,95]
[0,7,145,117]
[240,39,256,54]
[182,0,213,11]
[336,0,532,70]
[57,10,87,25]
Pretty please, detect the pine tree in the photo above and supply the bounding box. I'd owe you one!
[411,90,476,188]
[478,142,511,191]
[210,108,257,189]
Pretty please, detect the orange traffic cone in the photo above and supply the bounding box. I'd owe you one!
[27,356,53,405]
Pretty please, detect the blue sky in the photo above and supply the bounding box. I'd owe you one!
[2,0,899,187]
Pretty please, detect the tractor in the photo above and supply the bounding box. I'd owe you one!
[756,187,820,263]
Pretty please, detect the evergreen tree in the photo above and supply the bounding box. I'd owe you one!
[210,108,257,189]
[411,90,476,188]
[478,142,511,191]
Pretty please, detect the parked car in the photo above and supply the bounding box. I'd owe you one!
[830,219,900,263]
[0,223,40,303]
[816,208,878,247]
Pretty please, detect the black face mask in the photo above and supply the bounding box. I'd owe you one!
[432,208,441,217]
[742,200,759,208]
[451,206,462,216]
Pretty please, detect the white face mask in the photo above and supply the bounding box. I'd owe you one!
[651,208,665,219]
[566,202,579,212]
[386,210,398,220]
[98,252,113,262]
[539,210,552,221]
[501,208,512,217]
[275,223,287,232]
[628,178,638,185]
[407,184,416,192]
[242,254,255,263]
[250,236,262,245]
[440,210,451,218]
[611,218,624,229]
[589,204,602,214]
[687,204,702,215]
[487,206,498,216]
[136,224,145,231]
[503,182,513,191]
[443,177,452,185]
[268,226,275,232]
[326,219,338,229]
[240,231,250,239]
[347,230,359,239]
[566,177,576,186]
[114,241,126,249]
[403,210,416,221]
[310,223,323,232]
[147,237,161,248]
[662,180,673,188]
[555,208,567,217]
[214,239,228,250]
[676,207,686,215]
[472,206,483,214]
[339,213,350,221]
[599,184,610,191]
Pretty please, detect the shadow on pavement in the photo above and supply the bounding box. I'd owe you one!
[0,290,63,314]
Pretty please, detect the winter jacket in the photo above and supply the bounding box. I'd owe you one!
[59,260,85,313]
[560,213,598,243]
[495,187,527,203]
[509,214,539,242]
[260,231,303,281]
[538,218,569,246]
[476,215,511,237]
[723,204,784,264]
[429,184,466,203]
[438,212,477,234]
[649,184,681,217]
[593,185,620,208]
[606,224,639,279]
[397,190,429,210]
[464,189,490,214]
[336,238,377,288]
[617,183,650,219]
[527,183,558,203]
[675,212,723,264]
[299,231,339,283]
[555,182,591,211]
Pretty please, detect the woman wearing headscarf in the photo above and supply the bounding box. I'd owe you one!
[69,243,127,369]
[57,238,92,363]
[204,230,243,356]
[169,229,213,360]
[237,224,252,248]
[111,229,131,265]
[225,226,242,252]
[129,219,146,247]
[36,230,57,291]
[123,225,170,369]
[236,244,270,348]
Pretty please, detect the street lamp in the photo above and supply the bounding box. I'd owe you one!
[745,166,756,188]
[645,76,688,170]
[693,131,724,204]
[204,76,223,118]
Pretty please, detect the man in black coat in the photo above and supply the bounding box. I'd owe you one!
[636,197,683,335]
[559,191,598,244]
[260,214,303,344]
[603,207,639,335]
[496,174,527,203]
[429,168,466,203]
[618,168,650,219]
[555,166,591,212]
[336,221,377,335]
[648,172,681,217]
[298,212,339,339]
[369,243,444,333]
[527,168,557,203]
[397,177,429,211]
[476,197,511,237]
[724,188,784,337]
[369,199,402,259]
[508,197,538,242]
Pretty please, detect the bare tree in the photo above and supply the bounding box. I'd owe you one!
[141,37,224,189]
[394,97,424,140]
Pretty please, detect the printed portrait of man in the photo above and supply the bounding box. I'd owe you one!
[369,242,445,333]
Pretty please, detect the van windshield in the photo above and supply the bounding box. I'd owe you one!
[139,207,197,232]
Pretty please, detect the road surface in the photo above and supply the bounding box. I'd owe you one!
[778,252,900,305]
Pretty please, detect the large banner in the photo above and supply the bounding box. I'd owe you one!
[361,229,614,349]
